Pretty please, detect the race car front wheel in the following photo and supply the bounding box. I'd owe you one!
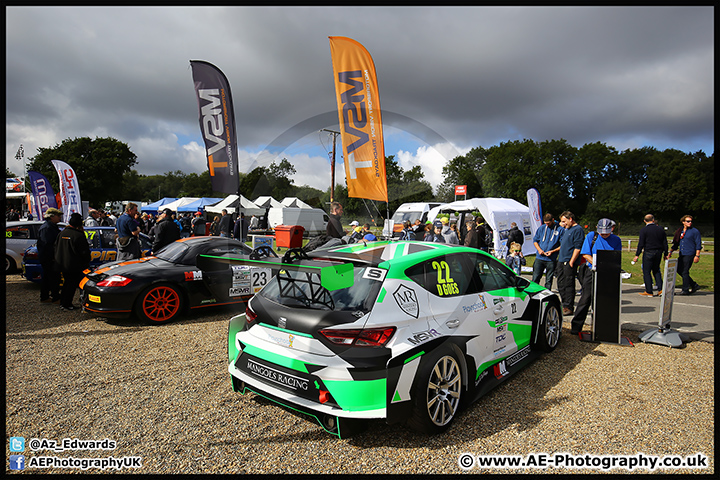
[533,303,561,352]
[135,283,184,324]
[407,348,462,434]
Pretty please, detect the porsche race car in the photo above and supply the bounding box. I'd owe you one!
[80,236,276,324]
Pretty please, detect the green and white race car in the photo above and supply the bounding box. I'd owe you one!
[199,240,562,437]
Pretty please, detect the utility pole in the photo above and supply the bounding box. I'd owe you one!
[15,144,25,192]
[321,129,340,202]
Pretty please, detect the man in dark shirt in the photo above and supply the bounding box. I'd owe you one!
[326,202,344,239]
[37,207,63,304]
[218,209,232,237]
[633,214,669,296]
[152,208,181,253]
[54,213,91,311]
[556,211,585,316]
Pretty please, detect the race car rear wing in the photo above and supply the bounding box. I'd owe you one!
[196,251,355,291]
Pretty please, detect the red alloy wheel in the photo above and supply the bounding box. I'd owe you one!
[138,284,182,323]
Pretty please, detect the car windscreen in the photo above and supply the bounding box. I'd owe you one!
[258,265,383,312]
[154,241,189,264]
[391,211,422,223]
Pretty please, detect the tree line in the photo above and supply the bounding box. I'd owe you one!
[15,136,714,234]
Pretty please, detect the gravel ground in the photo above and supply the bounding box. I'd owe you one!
[5,274,714,474]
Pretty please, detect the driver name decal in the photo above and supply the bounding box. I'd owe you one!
[393,284,419,318]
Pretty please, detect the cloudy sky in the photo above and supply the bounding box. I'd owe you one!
[6,6,714,196]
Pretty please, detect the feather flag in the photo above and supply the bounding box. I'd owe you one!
[190,60,240,194]
[28,171,58,219]
[329,37,388,202]
[51,160,82,221]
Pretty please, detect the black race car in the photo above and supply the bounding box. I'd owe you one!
[80,236,276,324]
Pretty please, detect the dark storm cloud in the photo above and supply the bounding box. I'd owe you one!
[6,6,713,189]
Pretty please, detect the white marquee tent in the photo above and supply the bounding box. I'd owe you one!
[253,196,283,209]
[205,194,265,216]
[433,197,534,257]
[161,197,200,212]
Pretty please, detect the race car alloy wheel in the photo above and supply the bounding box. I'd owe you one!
[535,303,561,352]
[408,348,463,434]
[136,283,184,324]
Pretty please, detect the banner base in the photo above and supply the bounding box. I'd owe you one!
[639,326,688,348]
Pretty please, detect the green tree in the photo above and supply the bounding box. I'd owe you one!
[477,139,578,217]
[26,137,137,208]
[436,147,487,202]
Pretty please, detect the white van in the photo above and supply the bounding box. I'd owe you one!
[267,207,329,237]
[389,202,442,237]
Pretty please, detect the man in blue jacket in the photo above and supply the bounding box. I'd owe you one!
[667,215,702,295]
[570,218,623,335]
[531,213,564,290]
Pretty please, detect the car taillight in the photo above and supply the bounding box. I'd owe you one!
[24,250,38,261]
[319,327,396,347]
[246,304,257,324]
[96,275,132,287]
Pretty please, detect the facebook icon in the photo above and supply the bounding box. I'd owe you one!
[9,455,26,471]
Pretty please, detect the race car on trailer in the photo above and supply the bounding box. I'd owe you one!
[198,240,562,437]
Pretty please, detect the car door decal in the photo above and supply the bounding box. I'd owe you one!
[393,285,419,318]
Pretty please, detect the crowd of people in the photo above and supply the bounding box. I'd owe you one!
[325,201,704,336]
[33,202,268,312]
[29,198,705,330]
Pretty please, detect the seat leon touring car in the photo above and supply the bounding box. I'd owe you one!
[201,240,562,437]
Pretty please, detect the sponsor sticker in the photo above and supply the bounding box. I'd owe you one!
[407,329,441,345]
[184,271,202,282]
[506,345,531,367]
[89,294,101,303]
[462,295,489,314]
[494,360,509,378]
[231,265,271,294]
[363,267,387,281]
[475,369,490,386]
[246,358,308,391]
[393,284,419,318]
[229,286,251,296]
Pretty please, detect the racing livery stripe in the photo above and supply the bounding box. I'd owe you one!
[392,355,421,403]
[376,287,387,303]
[242,344,312,374]
[322,378,386,412]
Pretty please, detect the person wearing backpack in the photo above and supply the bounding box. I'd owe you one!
[570,218,622,336]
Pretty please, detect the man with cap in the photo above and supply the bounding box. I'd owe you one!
[37,207,63,304]
[570,218,622,336]
[54,213,91,311]
[192,210,207,236]
[427,220,446,243]
[153,208,181,253]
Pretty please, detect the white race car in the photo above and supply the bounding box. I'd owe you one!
[201,240,562,437]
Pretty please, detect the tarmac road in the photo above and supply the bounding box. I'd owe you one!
[618,282,714,344]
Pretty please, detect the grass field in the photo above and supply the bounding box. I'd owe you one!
[524,237,714,292]
[271,231,714,292]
